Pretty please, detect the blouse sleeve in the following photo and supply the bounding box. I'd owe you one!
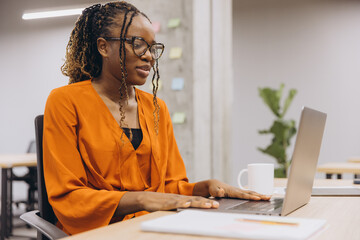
[162,102,196,196]
[43,89,125,235]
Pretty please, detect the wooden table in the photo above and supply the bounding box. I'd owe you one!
[60,179,360,240]
[0,153,37,240]
[317,162,360,179]
[348,157,360,163]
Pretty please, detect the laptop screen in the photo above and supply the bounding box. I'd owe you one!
[281,107,327,216]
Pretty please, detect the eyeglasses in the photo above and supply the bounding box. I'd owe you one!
[104,36,165,60]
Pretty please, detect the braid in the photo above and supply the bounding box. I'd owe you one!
[118,11,137,141]
[61,1,161,137]
[151,60,161,135]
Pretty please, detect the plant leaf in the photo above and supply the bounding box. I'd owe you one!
[258,87,281,117]
[257,143,286,164]
[285,120,297,146]
[258,129,271,134]
[258,83,297,174]
[281,89,297,118]
[274,168,287,178]
[276,83,284,104]
[258,120,295,164]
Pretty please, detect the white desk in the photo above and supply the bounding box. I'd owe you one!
[60,179,360,240]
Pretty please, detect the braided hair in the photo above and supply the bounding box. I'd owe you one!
[61,1,161,135]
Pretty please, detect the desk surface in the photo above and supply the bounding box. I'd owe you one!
[60,179,360,240]
[317,162,360,174]
[278,178,356,187]
[0,153,37,168]
[348,157,360,163]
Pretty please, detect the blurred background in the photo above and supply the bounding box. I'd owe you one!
[1,1,360,235]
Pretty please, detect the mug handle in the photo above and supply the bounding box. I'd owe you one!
[237,169,248,190]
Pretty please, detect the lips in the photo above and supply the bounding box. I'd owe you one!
[136,65,151,78]
[137,65,151,71]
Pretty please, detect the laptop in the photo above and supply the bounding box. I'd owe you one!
[183,106,327,216]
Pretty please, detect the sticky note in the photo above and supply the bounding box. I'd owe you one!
[167,18,181,28]
[172,112,186,124]
[148,79,162,91]
[152,21,161,33]
[169,47,182,59]
[171,78,184,91]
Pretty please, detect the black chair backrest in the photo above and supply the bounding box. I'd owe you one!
[27,140,36,153]
[35,115,57,238]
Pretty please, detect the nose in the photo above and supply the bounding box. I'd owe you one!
[141,47,153,62]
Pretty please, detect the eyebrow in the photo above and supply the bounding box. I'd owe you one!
[140,36,156,44]
[126,35,158,44]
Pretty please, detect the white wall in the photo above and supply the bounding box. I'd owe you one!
[0,0,99,201]
[0,0,101,154]
[232,0,360,185]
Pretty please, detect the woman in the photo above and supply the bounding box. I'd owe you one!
[43,1,270,235]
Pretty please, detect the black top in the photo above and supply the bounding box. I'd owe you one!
[122,128,143,150]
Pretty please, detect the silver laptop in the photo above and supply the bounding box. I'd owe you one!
[185,106,327,216]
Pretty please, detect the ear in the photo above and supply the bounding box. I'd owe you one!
[97,37,109,57]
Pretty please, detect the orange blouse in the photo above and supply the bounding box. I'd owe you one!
[43,80,195,235]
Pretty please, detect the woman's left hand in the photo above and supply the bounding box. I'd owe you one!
[193,179,271,201]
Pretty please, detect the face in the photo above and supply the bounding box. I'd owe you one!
[103,14,156,86]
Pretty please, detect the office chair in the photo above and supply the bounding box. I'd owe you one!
[20,115,68,240]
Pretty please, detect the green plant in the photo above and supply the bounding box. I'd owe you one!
[258,84,297,178]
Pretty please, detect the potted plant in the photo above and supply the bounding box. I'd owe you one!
[257,84,297,178]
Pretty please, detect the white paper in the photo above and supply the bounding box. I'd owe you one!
[141,210,326,240]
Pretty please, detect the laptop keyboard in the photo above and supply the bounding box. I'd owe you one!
[227,198,283,212]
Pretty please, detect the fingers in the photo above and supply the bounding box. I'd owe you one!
[208,181,272,201]
[168,197,199,210]
[209,185,225,198]
[186,197,219,209]
[140,192,192,212]
[175,196,219,209]
[244,190,272,200]
[141,193,219,212]
[208,180,227,198]
[230,188,272,201]
[182,201,191,208]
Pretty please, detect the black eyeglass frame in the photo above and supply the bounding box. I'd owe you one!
[103,36,165,60]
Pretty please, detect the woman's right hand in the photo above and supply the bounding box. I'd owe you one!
[137,192,219,212]
[115,191,219,217]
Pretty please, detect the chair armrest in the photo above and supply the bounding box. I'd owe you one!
[20,210,68,240]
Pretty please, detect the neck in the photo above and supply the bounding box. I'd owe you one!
[92,75,135,103]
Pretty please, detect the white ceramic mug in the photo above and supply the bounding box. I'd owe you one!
[237,163,274,195]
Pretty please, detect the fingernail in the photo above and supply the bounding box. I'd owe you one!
[183,202,191,207]
[205,203,212,208]
[213,201,219,208]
